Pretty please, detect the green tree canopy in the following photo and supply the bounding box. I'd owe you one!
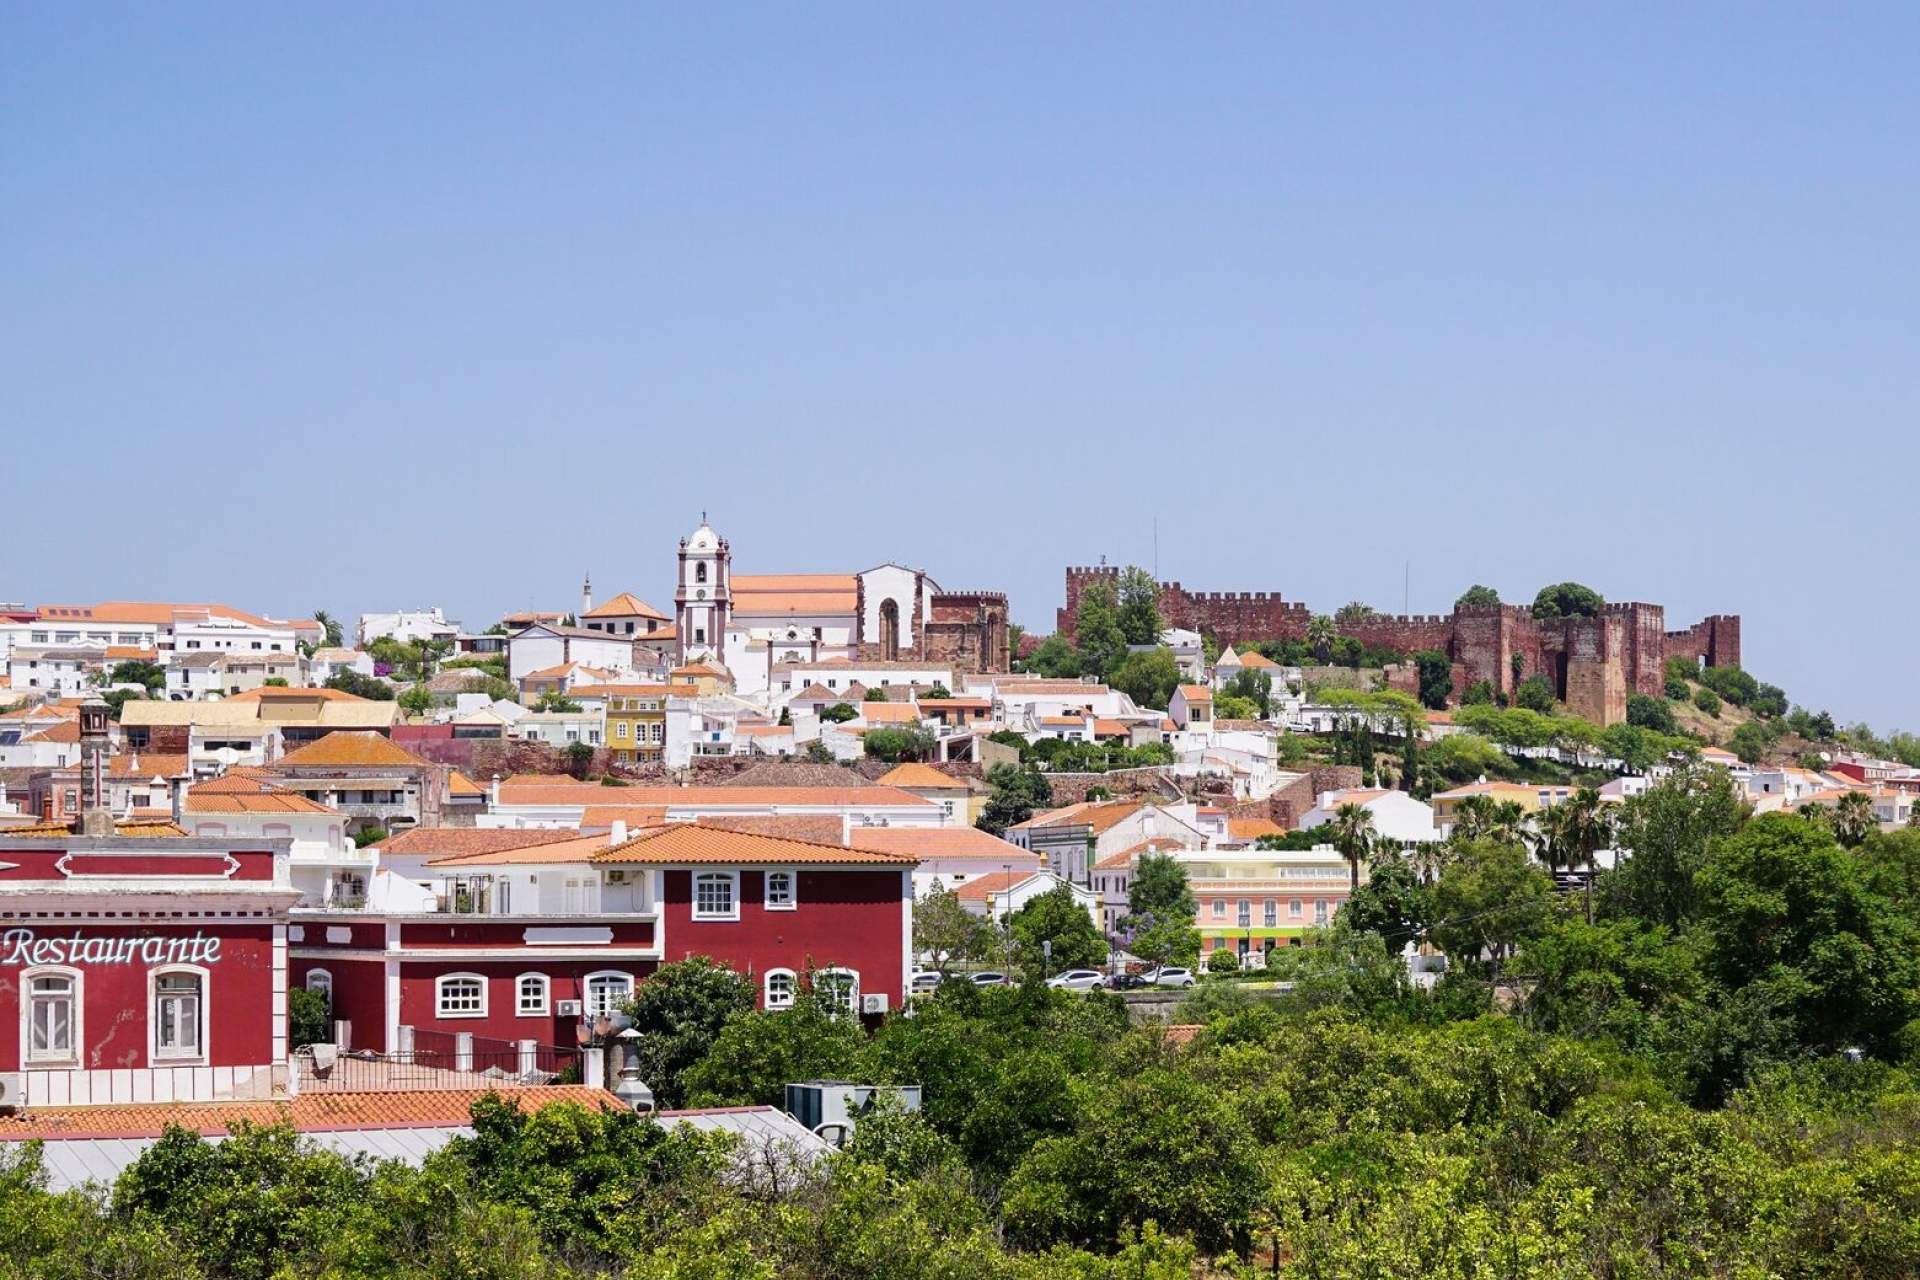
[1454,584,1502,609]
[1106,646,1179,710]
[1007,883,1106,971]
[1531,581,1605,619]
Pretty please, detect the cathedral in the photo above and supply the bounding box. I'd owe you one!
[673,520,1011,698]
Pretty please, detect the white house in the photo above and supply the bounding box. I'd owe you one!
[357,609,459,647]
[848,825,1044,896]
[4,647,104,698]
[507,624,637,684]
[308,647,377,685]
[1169,684,1213,730]
[952,868,1103,931]
[1299,787,1440,849]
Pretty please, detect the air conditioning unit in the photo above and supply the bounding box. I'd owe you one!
[860,993,889,1014]
[555,999,583,1017]
[0,1073,25,1109]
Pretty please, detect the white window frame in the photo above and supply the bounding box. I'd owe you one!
[764,968,796,1010]
[583,970,634,1017]
[22,966,81,1066]
[435,973,488,1019]
[815,967,860,1014]
[693,870,740,921]
[516,973,550,1017]
[763,868,797,911]
[150,964,210,1065]
[306,968,334,1017]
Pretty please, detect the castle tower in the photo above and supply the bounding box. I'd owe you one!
[674,517,731,664]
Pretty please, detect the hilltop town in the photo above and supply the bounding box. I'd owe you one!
[4,526,1918,1276]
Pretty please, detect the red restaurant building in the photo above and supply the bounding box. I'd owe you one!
[0,831,297,1108]
[290,822,915,1052]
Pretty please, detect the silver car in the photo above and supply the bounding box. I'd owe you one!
[970,971,1010,987]
[1045,969,1106,991]
[1149,967,1196,988]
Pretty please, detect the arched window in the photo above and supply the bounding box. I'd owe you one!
[151,965,208,1062]
[764,869,797,910]
[516,973,550,1017]
[23,968,80,1065]
[584,971,634,1017]
[306,969,334,1017]
[815,967,860,1014]
[764,969,797,1010]
[878,598,900,661]
[435,973,487,1019]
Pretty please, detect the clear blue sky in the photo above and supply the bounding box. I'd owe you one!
[5,6,1916,728]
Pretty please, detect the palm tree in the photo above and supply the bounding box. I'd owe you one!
[1328,802,1377,890]
[1306,615,1337,663]
[1557,787,1614,923]
[1407,838,1450,886]
[1831,790,1875,848]
[1527,804,1572,873]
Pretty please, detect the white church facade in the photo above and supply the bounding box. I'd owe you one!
[671,520,1008,701]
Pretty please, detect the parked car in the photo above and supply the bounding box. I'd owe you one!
[909,971,947,994]
[1045,969,1105,991]
[969,971,1010,987]
[1109,972,1151,991]
[1148,967,1196,988]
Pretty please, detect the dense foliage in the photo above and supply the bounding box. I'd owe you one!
[10,774,1920,1278]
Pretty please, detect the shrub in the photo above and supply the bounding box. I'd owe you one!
[1694,687,1721,718]
[1665,675,1690,700]
[1513,675,1555,714]
[1205,947,1240,974]
[1627,693,1677,735]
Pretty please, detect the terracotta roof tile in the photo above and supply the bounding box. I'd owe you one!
[0,1087,621,1140]
[498,781,932,809]
[186,774,334,814]
[1178,684,1213,701]
[275,731,427,768]
[597,822,917,866]
[875,763,965,790]
[847,827,1032,859]
[379,827,585,857]
[582,592,669,621]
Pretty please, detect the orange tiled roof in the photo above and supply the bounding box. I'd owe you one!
[597,822,917,866]
[32,601,289,630]
[730,574,859,615]
[23,720,81,743]
[848,826,1032,859]
[1096,836,1189,869]
[577,805,673,828]
[427,832,614,866]
[875,763,964,790]
[858,702,923,725]
[108,752,190,779]
[448,771,485,797]
[1236,651,1282,670]
[496,781,933,809]
[582,592,668,621]
[1178,684,1213,701]
[1226,817,1286,840]
[186,774,333,814]
[1010,800,1145,835]
[952,870,1045,900]
[274,731,427,768]
[225,687,365,703]
[0,1087,622,1140]
[379,827,585,858]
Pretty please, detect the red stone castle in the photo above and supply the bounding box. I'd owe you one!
[1057,565,1741,724]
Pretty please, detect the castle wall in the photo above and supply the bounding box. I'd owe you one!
[1053,568,1740,710]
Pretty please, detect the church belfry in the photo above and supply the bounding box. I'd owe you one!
[674,519,730,663]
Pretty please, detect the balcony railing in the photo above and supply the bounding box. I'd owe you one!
[295,1030,580,1094]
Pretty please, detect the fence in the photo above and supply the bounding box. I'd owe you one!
[295,1026,581,1094]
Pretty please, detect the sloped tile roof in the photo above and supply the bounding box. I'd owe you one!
[874,763,966,790]
[596,822,917,866]
[0,1087,620,1140]
[583,592,669,621]
[847,827,1033,860]
[379,827,586,858]
[275,731,428,768]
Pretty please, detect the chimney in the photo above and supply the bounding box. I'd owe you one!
[609,819,627,847]
[489,773,501,808]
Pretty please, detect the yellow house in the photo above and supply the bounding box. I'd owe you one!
[1429,779,1573,837]
[578,684,675,764]
[875,762,976,825]
[668,662,734,698]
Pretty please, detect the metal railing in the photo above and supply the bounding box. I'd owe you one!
[295,1029,581,1094]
